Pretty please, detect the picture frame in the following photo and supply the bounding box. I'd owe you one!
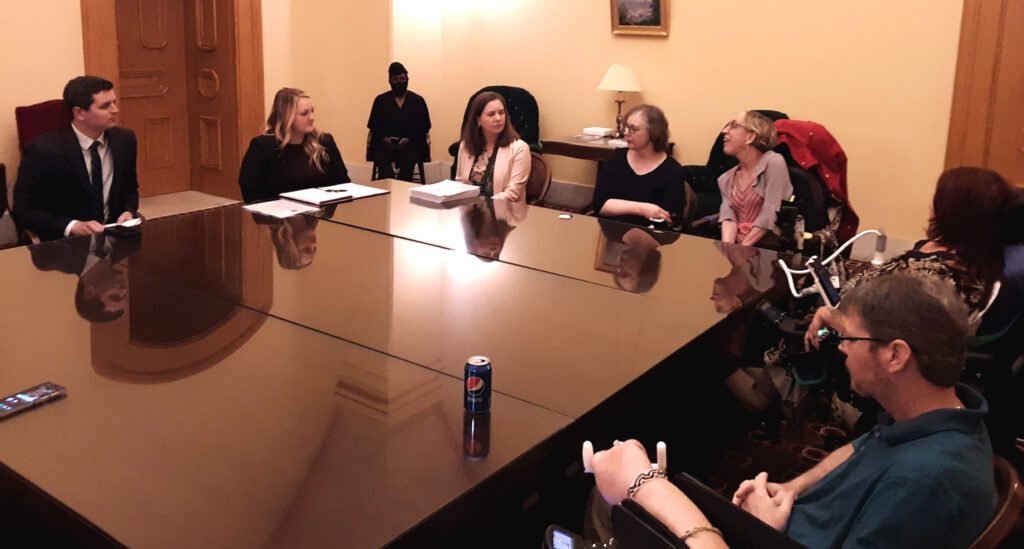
[610,0,669,36]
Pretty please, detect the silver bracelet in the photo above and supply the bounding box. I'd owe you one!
[626,468,667,501]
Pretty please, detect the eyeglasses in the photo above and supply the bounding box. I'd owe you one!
[623,124,647,135]
[834,335,889,346]
[722,120,752,132]
[833,332,915,354]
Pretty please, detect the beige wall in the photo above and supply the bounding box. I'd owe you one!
[391,0,964,240]
[0,1,85,200]
[261,0,392,167]
[0,1,964,242]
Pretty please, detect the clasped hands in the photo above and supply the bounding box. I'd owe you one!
[384,136,410,149]
[731,471,796,531]
[592,439,795,532]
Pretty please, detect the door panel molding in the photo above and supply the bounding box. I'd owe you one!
[138,0,168,48]
[83,0,264,199]
[946,0,1024,185]
[119,69,169,98]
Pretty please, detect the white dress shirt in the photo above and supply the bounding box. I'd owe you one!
[65,123,114,236]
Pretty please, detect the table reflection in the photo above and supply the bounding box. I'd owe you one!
[459,198,528,260]
[314,180,783,304]
[0,246,571,547]
[250,203,337,270]
[595,220,680,293]
[29,234,135,323]
[41,208,275,384]
[710,242,778,314]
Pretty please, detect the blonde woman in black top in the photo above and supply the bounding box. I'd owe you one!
[239,88,350,203]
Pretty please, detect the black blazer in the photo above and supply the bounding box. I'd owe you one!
[13,125,140,241]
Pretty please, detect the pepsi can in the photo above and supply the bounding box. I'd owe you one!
[463,355,492,412]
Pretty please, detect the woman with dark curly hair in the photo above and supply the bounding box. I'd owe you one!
[805,166,1014,349]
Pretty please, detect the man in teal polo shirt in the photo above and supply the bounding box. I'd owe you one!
[592,274,997,548]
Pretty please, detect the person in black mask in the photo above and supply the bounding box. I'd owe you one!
[366,61,432,182]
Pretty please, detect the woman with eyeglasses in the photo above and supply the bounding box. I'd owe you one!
[718,111,793,247]
[239,88,351,203]
[591,104,687,228]
[454,92,530,202]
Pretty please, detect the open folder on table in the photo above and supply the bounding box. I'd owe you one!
[243,183,390,219]
[279,182,390,207]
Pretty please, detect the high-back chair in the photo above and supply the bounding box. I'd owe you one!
[525,152,551,205]
[969,455,1024,549]
[448,85,541,178]
[683,110,844,249]
[12,99,72,244]
[681,109,790,220]
[15,99,71,151]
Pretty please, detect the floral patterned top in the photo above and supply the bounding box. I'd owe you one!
[843,240,989,315]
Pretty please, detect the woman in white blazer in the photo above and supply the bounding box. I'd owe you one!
[455,91,531,202]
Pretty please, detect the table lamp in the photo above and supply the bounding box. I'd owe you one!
[597,64,642,137]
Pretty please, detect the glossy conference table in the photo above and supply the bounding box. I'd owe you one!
[0,184,785,547]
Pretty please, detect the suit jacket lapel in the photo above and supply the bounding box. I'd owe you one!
[61,125,93,193]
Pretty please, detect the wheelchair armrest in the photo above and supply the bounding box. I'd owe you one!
[690,213,720,238]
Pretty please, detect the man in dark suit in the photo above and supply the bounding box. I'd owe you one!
[13,75,140,241]
[366,62,431,182]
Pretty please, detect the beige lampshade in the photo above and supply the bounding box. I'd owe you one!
[597,64,642,92]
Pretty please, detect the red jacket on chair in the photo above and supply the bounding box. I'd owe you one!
[775,119,859,242]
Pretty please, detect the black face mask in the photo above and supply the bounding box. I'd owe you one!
[390,81,408,96]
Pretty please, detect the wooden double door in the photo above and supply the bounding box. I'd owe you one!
[84,0,264,199]
[947,0,1024,186]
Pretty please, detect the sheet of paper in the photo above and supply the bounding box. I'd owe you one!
[104,217,143,228]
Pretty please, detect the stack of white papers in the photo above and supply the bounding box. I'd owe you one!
[279,182,389,206]
[409,180,481,203]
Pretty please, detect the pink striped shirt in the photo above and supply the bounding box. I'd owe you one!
[732,181,764,242]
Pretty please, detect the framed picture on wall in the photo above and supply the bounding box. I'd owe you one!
[610,0,669,36]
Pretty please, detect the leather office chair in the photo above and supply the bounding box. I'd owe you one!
[12,99,72,245]
[448,85,542,178]
[970,455,1024,549]
[16,99,71,151]
[526,152,551,205]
